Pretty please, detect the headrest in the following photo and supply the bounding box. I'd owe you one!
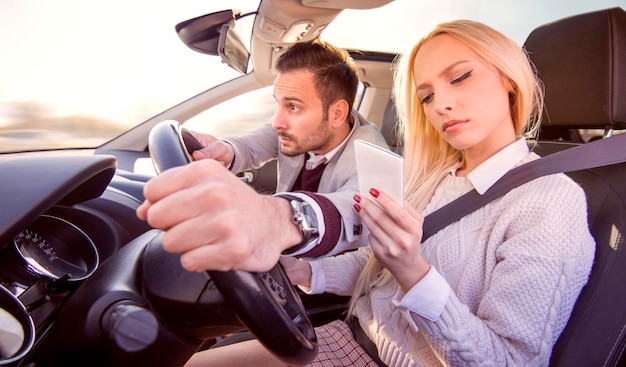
[523,7,626,130]
[380,99,401,148]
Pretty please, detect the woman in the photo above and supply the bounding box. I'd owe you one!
[185,19,595,367]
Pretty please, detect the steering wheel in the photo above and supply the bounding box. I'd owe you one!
[147,120,318,366]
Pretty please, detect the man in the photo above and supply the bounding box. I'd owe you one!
[137,39,388,273]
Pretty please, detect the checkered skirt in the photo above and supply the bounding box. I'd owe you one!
[305,320,378,367]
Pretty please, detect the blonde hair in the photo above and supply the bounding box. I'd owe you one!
[348,19,544,315]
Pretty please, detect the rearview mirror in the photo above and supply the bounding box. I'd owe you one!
[218,24,250,74]
[175,9,238,56]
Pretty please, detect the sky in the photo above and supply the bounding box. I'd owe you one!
[0,1,254,124]
[1,0,624,127]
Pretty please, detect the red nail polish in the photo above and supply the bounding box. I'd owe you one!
[369,188,380,198]
[354,203,361,212]
[354,194,361,203]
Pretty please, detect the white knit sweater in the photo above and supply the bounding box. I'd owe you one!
[309,150,595,366]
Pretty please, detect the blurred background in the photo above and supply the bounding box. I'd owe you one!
[1,0,623,153]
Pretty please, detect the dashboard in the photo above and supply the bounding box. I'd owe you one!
[0,154,190,366]
[0,152,303,367]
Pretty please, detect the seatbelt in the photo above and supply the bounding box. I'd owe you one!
[422,132,626,242]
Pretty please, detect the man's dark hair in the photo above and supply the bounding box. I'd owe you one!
[275,38,359,120]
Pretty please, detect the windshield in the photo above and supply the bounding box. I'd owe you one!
[1,0,623,153]
[0,1,257,153]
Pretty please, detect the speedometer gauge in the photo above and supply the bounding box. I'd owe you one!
[15,229,87,279]
[13,215,99,282]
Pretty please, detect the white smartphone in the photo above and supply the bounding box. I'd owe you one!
[354,139,404,207]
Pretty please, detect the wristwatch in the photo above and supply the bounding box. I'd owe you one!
[282,198,319,255]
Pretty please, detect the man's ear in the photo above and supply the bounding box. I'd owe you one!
[329,99,350,128]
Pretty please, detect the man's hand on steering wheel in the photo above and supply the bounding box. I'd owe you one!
[136,120,318,366]
[138,159,299,272]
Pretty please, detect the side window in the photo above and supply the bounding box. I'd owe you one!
[183,81,366,138]
[184,86,275,137]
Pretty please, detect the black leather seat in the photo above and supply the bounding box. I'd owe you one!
[524,7,626,366]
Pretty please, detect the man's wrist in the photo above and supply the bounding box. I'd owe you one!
[275,194,320,255]
[221,140,236,169]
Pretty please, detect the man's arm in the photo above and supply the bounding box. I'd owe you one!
[137,159,306,273]
[222,122,280,174]
[190,122,279,174]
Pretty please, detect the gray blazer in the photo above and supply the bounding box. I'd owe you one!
[224,110,389,257]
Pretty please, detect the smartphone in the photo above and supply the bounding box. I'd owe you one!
[354,139,404,207]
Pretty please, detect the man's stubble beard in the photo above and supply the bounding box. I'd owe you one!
[280,119,333,157]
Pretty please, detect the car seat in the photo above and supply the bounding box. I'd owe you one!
[523,7,626,366]
[380,99,403,154]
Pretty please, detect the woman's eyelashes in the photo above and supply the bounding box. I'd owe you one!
[451,70,473,84]
[421,93,434,104]
[420,70,473,104]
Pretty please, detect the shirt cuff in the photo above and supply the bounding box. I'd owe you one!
[298,260,325,294]
[392,266,450,329]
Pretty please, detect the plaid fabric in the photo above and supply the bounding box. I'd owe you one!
[306,320,378,367]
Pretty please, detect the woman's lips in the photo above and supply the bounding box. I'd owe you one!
[442,119,468,132]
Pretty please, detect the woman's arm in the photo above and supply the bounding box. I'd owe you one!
[280,246,372,296]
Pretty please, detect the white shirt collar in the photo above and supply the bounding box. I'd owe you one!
[305,112,357,170]
[465,137,530,195]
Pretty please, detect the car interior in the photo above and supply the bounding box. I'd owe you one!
[0,1,624,366]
